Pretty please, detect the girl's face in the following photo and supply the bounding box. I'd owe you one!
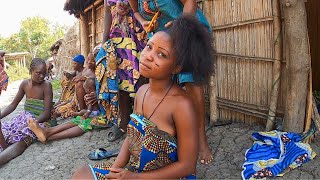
[31,63,46,84]
[86,53,95,69]
[139,32,176,79]
[72,61,83,71]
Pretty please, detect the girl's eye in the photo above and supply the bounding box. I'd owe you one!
[146,44,152,49]
[158,52,167,59]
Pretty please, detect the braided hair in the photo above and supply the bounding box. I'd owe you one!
[29,58,46,74]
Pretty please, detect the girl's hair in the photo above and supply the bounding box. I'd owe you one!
[167,15,215,84]
[29,58,46,73]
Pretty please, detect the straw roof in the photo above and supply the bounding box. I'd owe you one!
[64,0,95,18]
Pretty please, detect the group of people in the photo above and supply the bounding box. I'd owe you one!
[0,0,216,179]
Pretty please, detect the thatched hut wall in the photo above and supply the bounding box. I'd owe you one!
[55,21,81,78]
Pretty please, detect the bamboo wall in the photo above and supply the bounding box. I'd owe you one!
[202,0,285,126]
[306,0,320,91]
[85,0,104,52]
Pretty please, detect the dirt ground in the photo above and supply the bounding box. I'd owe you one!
[0,80,320,179]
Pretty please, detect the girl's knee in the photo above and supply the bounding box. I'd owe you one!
[71,164,94,179]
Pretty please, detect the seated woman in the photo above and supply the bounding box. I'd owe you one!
[72,15,214,179]
[52,54,87,119]
[0,58,53,166]
[28,78,101,143]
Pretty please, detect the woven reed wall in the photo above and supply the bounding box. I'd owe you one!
[86,1,104,51]
[202,0,285,126]
[306,0,320,91]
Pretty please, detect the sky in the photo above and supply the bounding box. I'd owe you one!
[0,0,76,38]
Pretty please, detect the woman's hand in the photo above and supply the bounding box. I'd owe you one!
[105,168,137,179]
[84,91,97,106]
[116,1,129,16]
[141,20,158,33]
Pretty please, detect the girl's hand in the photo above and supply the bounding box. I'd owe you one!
[116,1,129,16]
[105,168,137,179]
[84,92,97,106]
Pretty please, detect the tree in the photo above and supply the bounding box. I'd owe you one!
[0,16,66,59]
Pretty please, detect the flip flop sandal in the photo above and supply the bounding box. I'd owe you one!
[107,126,124,142]
[88,148,119,160]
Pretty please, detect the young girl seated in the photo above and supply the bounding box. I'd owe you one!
[0,58,53,166]
[28,77,101,143]
[72,15,214,179]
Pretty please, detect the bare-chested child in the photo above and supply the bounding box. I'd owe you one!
[0,58,52,166]
[28,77,100,143]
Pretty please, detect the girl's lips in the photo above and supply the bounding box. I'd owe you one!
[140,62,151,70]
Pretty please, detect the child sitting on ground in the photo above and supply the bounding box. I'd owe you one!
[0,58,53,166]
[28,77,100,142]
[72,15,214,179]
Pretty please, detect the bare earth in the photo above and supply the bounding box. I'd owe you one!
[0,81,320,179]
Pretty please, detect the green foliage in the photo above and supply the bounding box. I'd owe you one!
[0,16,67,59]
[51,79,61,91]
[6,66,30,82]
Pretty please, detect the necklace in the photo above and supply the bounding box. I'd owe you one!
[142,82,174,120]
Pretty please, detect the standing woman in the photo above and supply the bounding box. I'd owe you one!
[94,0,146,141]
[128,0,214,164]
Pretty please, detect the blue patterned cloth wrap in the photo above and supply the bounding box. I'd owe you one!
[242,131,316,179]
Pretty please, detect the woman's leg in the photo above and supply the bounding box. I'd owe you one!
[71,164,95,179]
[185,83,213,164]
[28,120,78,143]
[119,90,131,131]
[0,141,28,166]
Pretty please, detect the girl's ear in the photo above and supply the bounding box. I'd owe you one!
[172,65,182,75]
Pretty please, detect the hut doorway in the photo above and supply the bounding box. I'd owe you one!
[305,0,320,91]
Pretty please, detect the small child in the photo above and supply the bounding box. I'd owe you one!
[28,78,101,143]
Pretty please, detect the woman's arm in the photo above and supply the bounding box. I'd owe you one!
[111,137,131,168]
[36,82,53,123]
[0,81,26,119]
[128,0,150,30]
[180,0,197,15]
[102,0,112,44]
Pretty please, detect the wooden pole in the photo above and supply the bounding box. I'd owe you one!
[23,55,26,67]
[92,6,96,52]
[266,0,282,131]
[80,13,90,56]
[282,0,311,133]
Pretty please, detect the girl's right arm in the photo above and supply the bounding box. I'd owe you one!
[102,0,112,44]
[0,80,26,119]
[111,137,131,168]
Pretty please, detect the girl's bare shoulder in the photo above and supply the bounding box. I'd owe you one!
[169,85,193,107]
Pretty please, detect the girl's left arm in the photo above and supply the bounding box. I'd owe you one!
[181,0,197,14]
[37,82,53,123]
